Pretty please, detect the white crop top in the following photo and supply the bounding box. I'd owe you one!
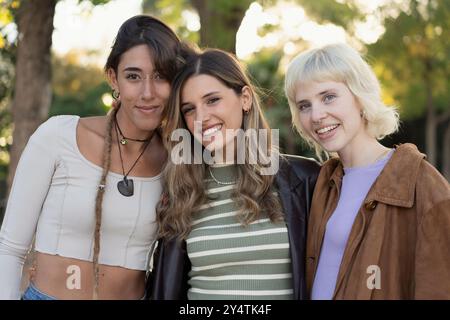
[0,115,162,299]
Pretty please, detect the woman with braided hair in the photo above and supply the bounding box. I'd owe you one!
[0,15,188,300]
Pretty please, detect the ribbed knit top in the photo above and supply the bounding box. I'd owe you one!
[186,165,293,300]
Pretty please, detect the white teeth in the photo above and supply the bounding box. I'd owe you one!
[203,125,222,137]
[316,124,339,134]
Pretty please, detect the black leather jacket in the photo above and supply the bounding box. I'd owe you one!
[147,155,320,300]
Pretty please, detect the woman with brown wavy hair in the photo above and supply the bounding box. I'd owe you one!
[149,48,320,300]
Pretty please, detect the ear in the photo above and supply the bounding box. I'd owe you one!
[106,68,119,92]
[240,86,253,112]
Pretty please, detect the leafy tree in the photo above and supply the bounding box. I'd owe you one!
[368,0,450,177]
[5,0,112,194]
[0,0,17,212]
[293,0,363,31]
[143,0,362,53]
[143,0,253,53]
[50,51,110,117]
[143,0,199,44]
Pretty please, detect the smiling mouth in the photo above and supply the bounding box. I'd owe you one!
[202,124,223,138]
[315,124,340,135]
[135,105,160,112]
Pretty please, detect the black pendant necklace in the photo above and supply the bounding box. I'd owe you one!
[117,176,134,197]
[114,119,154,197]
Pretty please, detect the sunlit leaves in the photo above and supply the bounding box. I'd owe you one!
[143,0,199,43]
[295,0,363,31]
[368,0,450,120]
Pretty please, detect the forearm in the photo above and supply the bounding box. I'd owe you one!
[0,240,28,299]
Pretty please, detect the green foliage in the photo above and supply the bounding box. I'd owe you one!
[296,0,363,30]
[50,82,109,117]
[246,48,314,157]
[49,52,110,117]
[0,2,15,186]
[368,0,450,120]
[258,0,363,35]
[208,0,253,19]
[0,48,14,104]
[142,0,199,43]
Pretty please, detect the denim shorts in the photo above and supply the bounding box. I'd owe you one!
[22,282,57,300]
[22,282,146,300]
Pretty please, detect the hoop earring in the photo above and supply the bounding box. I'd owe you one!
[360,110,366,118]
[112,89,120,100]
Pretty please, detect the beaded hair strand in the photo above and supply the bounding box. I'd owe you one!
[92,106,118,299]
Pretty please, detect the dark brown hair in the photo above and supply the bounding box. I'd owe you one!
[93,15,184,299]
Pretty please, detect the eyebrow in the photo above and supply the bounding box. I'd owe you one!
[181,91,220,108]
[296,89,335,105]
[122,67,143,72]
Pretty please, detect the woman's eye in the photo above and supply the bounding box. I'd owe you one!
[207,97,220,105]
[181,106,194,115]
[323,94,336,103]
[153,72,163,80]
[298,103,311,112]
[125,73,141,81]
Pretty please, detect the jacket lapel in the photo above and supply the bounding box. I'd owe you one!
[276,159,305,299]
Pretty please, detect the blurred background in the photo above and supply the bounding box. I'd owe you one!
[1,0,449,219]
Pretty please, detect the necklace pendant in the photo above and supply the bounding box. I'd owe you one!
[120,138,127,145]
[208,167,236,185]
[117,177,134,197]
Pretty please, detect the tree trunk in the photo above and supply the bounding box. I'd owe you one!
[442,122,450,181]
[191,0,250,53]
[6,0,56,193]
[191,0,210,48]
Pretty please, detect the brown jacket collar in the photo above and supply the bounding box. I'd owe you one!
[324,143,426,208]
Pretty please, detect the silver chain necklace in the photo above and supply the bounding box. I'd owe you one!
[208,166,236,185]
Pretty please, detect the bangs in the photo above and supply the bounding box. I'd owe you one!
[142,35,178,82]
[295,50,348,87]
[286,47,353,104]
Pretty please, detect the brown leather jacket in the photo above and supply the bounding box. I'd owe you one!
[147,155,321,300]
[306,143,450,299]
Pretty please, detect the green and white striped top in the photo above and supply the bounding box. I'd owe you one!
[187,165,293,300]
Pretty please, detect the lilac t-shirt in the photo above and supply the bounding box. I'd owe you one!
[311,150,394,300]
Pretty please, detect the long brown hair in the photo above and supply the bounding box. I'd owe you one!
[93,15,183,300]
[157,49,283,240]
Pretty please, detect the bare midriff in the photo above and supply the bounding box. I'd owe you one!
[30,252,146,300]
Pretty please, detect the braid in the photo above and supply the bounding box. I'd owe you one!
[92,107,118,299]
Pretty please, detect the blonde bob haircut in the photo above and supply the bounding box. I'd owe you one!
[284,43,399,161]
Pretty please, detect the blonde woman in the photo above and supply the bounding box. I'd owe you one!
[148,49,320,300]
[285,43,450,299]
